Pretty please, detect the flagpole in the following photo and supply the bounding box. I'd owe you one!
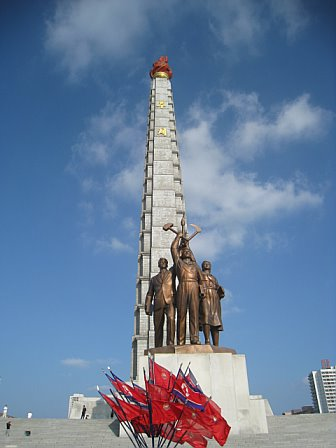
[143,368,155,448]
[113,391,148,448]
[168,363,183,397]
[98,387,142,448]
[183,361,191,376]
[164,401,188,448]
[107,369,149,447]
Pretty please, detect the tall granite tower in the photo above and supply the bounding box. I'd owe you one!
[131,57,187,380]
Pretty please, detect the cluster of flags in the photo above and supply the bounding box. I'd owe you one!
[97,357,230,448]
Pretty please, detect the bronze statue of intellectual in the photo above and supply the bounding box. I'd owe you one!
[171,232,203,345]
[145,258,176,347]
[199,260,225,346]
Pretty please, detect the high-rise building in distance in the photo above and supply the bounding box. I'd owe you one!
[308,360,336,413]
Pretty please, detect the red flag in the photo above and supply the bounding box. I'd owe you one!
[101,393,147,423]
[146,382,172,402]
[119,399,148,422]
[132,414,151,435]
[177,407,213,439]
[111,377,147,405]
[185,368,203,393]
[173,373,208,410]
[180,430,208,448]
[149,357,176,390]
[207,414,230,446]
[160,423,183,443]
[179,398,230,445]
[99,392,143,422]
[206,398,221,415]
[150,400,183,424]
[202,403,231,446]
[99,391,118,413]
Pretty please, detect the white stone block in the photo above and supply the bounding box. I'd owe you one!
[175,196,183,211]
[155,108,170,118]
[147,165,152,177]
[151,227,175,248]
[151,208,178,227]
[154,148,174,161]
[155,117,170,127]
[173,165,180,177]
[145,195,152,210]
[154,139,173,150]
[138,351,269,436]
[143,213,151,230]
[174,180,182,193]
[152,190,176,207]
[153,161,174,176]
[153,175,174,190]
[156,88,170,95]
[140,280,149,299]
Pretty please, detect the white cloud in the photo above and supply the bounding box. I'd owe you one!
[253,231,288,252]
[180,92,329,254]
[68,99,145,250]
[46,0,310,79]
[69,87,330,258]
[207,0,309,55]
[69,98,144,206]
[208,0,264,54]
[269,0,309,40]
[61,357,116,368]
[228,94,333,160]
[78,200,95,226]
[221,289,243,316]
[61,358,91,368]
[221,92,332,160]
[184,166,322,255]
[45,0,152,78]
[96,237,133,253]
[69,101,144,171]
[105,163,143,201]
[81,177,99,193]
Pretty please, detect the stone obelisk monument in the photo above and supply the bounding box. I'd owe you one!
[134,57,272,435]
[131,57,187,380]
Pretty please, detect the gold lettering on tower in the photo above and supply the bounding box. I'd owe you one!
[158,101,166,109]
[158,128,167,136]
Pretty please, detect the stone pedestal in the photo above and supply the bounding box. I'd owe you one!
[138,346,271,435]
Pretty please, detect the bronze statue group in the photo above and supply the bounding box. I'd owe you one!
[145,222,225,349]
[98,220,231,447]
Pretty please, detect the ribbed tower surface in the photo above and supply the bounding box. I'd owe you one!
[131,60,187,380]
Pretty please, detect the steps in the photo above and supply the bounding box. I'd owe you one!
[1,414,335,448]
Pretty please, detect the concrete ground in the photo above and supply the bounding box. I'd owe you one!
[0,414,335,448]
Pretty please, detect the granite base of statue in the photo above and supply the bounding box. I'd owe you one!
[138,345,272,436]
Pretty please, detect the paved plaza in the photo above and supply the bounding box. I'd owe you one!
[1,414,335,448]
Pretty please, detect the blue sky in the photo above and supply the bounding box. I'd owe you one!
[0,0,335,418]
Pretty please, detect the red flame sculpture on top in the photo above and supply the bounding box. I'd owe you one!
[150,56,173,79]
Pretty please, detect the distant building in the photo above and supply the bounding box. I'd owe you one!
[282,406,314,415]
[308,360,336,413]
[68,394,111,419]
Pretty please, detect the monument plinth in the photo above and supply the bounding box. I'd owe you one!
[145,344,237,355]
[139,350,270,435]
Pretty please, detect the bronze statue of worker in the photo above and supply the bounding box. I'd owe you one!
[171,232,203,345]
[199,260,225,346]
[145,258,176,347]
